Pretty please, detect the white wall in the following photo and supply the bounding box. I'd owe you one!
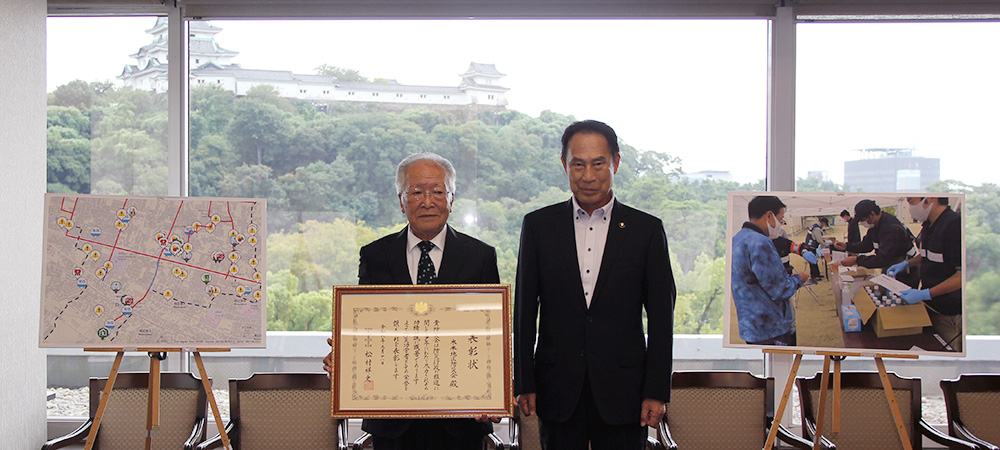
[0,0,48,448]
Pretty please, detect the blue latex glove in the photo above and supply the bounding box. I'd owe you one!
[802,250,818,265]
[899,289,931,304]
[886,260,909,278]
[815,250,824,263]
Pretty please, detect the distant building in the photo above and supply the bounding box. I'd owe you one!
[119,19,509,109]
[843,148,940,192]
[684,170,732,182]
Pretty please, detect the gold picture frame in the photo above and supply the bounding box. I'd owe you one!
[330,284,513,419]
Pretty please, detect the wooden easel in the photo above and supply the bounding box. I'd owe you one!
[82,348,233,450]
[763,349,919,450]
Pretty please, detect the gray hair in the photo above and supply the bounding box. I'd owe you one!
[394,152,457,195]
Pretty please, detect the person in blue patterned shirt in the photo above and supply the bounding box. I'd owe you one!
[731,196,809,346]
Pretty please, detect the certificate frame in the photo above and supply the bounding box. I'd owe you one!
[330,284,513,419]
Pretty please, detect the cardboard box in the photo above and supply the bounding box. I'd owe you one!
[852,281,932,338]
[841,305,862,332]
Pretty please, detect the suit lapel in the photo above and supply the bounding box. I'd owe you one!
[388,227,412,284]
[591,200,629,307]
[436,225,463,284]
[556,199,588,309]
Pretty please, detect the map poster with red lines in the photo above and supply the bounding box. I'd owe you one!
[39,194,266,348]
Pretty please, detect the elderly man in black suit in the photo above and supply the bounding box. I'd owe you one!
[513,120,676,449]
[324,152,500,450]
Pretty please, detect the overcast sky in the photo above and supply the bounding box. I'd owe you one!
[48,17,999,186]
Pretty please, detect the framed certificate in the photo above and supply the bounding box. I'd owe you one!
[330,284,513,419]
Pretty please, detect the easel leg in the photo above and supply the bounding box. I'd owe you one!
[84,351,124,450]
[146,354,161,450]
[833,357,841,432]
[875,357,914,450]
[813,356,832,450]
[194,351,232,450]
[764,352,802,450]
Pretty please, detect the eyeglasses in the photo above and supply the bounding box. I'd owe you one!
[403,188,450,202]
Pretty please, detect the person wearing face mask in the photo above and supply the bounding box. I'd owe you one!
[834,199,919,288]
[885,197,963,351]
[731,196,809,346]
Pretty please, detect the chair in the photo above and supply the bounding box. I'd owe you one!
[649,371,811,450]
[353,421,506,449]
[797,371,977,450]
[941,374,1000,450]
[42,371,208,450]
[196,372,348,450]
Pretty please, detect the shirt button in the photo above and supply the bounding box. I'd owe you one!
[589,227,593,231]
[586,269,590,273]
[588,248,591,252]
[586,316,593,323]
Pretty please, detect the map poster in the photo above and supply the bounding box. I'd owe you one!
[331,284,513,419]
[39,193,266,348]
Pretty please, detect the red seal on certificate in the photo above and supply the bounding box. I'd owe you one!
[364,380,374,390]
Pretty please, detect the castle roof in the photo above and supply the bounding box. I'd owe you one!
[460,62,505,78]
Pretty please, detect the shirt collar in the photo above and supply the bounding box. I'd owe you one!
[572,192,615,220]
[407,225,447,252]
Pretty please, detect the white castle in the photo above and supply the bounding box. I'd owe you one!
[119,19,510,108]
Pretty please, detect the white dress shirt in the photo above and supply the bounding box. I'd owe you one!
[406,226,447,284]
[572,194,614,308]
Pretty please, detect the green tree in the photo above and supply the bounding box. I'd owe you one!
[315,64,369,82]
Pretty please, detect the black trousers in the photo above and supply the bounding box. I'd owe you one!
[538,376,646,450]
[371,421,485,450]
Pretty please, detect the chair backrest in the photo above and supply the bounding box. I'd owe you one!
[665,371,769,449]
[511,406,543,450]
[941,374,1000,447]
[229,372,339,450]
[797,371,920,450]
[91,372,207,450]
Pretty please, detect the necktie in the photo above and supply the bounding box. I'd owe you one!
[417,240,436,284]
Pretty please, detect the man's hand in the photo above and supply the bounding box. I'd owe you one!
[323,337,333,377]
[797,272,810,283]
[517,393,537,417]
[834,242,847,251]
[840,256,857,267]
[899,288,931,304]
[886,260,909,278]
[475,414,502,423]
[640,398,665,427]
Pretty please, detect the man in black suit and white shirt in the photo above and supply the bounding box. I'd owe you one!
[324,152,500,450]
[513,120,676,449]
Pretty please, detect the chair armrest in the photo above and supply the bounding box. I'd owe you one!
[337,419,348,450]
[800,417,836,449]
[920,419,982,450]
[951,419,1000,450]
[775,423,815,450]
[184,418,208,450]
[195,421,235,450]
[656,420,677,450]
[353,431,373,450]
[41,419,93,450]
[485,432,505,449]
[509,418,520,450]
[646,434,662,450]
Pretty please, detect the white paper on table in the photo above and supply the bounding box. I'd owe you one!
[831,251,847,263]
[871,274,912,294]
[841,274,855,282]
[838,265,850,273]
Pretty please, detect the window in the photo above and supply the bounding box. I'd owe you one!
[796,21,1000,337]
[46,16,169,197]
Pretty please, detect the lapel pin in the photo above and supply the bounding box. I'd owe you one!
[619,222,626,229]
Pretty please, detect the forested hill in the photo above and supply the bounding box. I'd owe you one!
[46,80,1000,334]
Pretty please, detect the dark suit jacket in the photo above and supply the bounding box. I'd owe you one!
[359,224,500,439]
[513,199,675,425]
